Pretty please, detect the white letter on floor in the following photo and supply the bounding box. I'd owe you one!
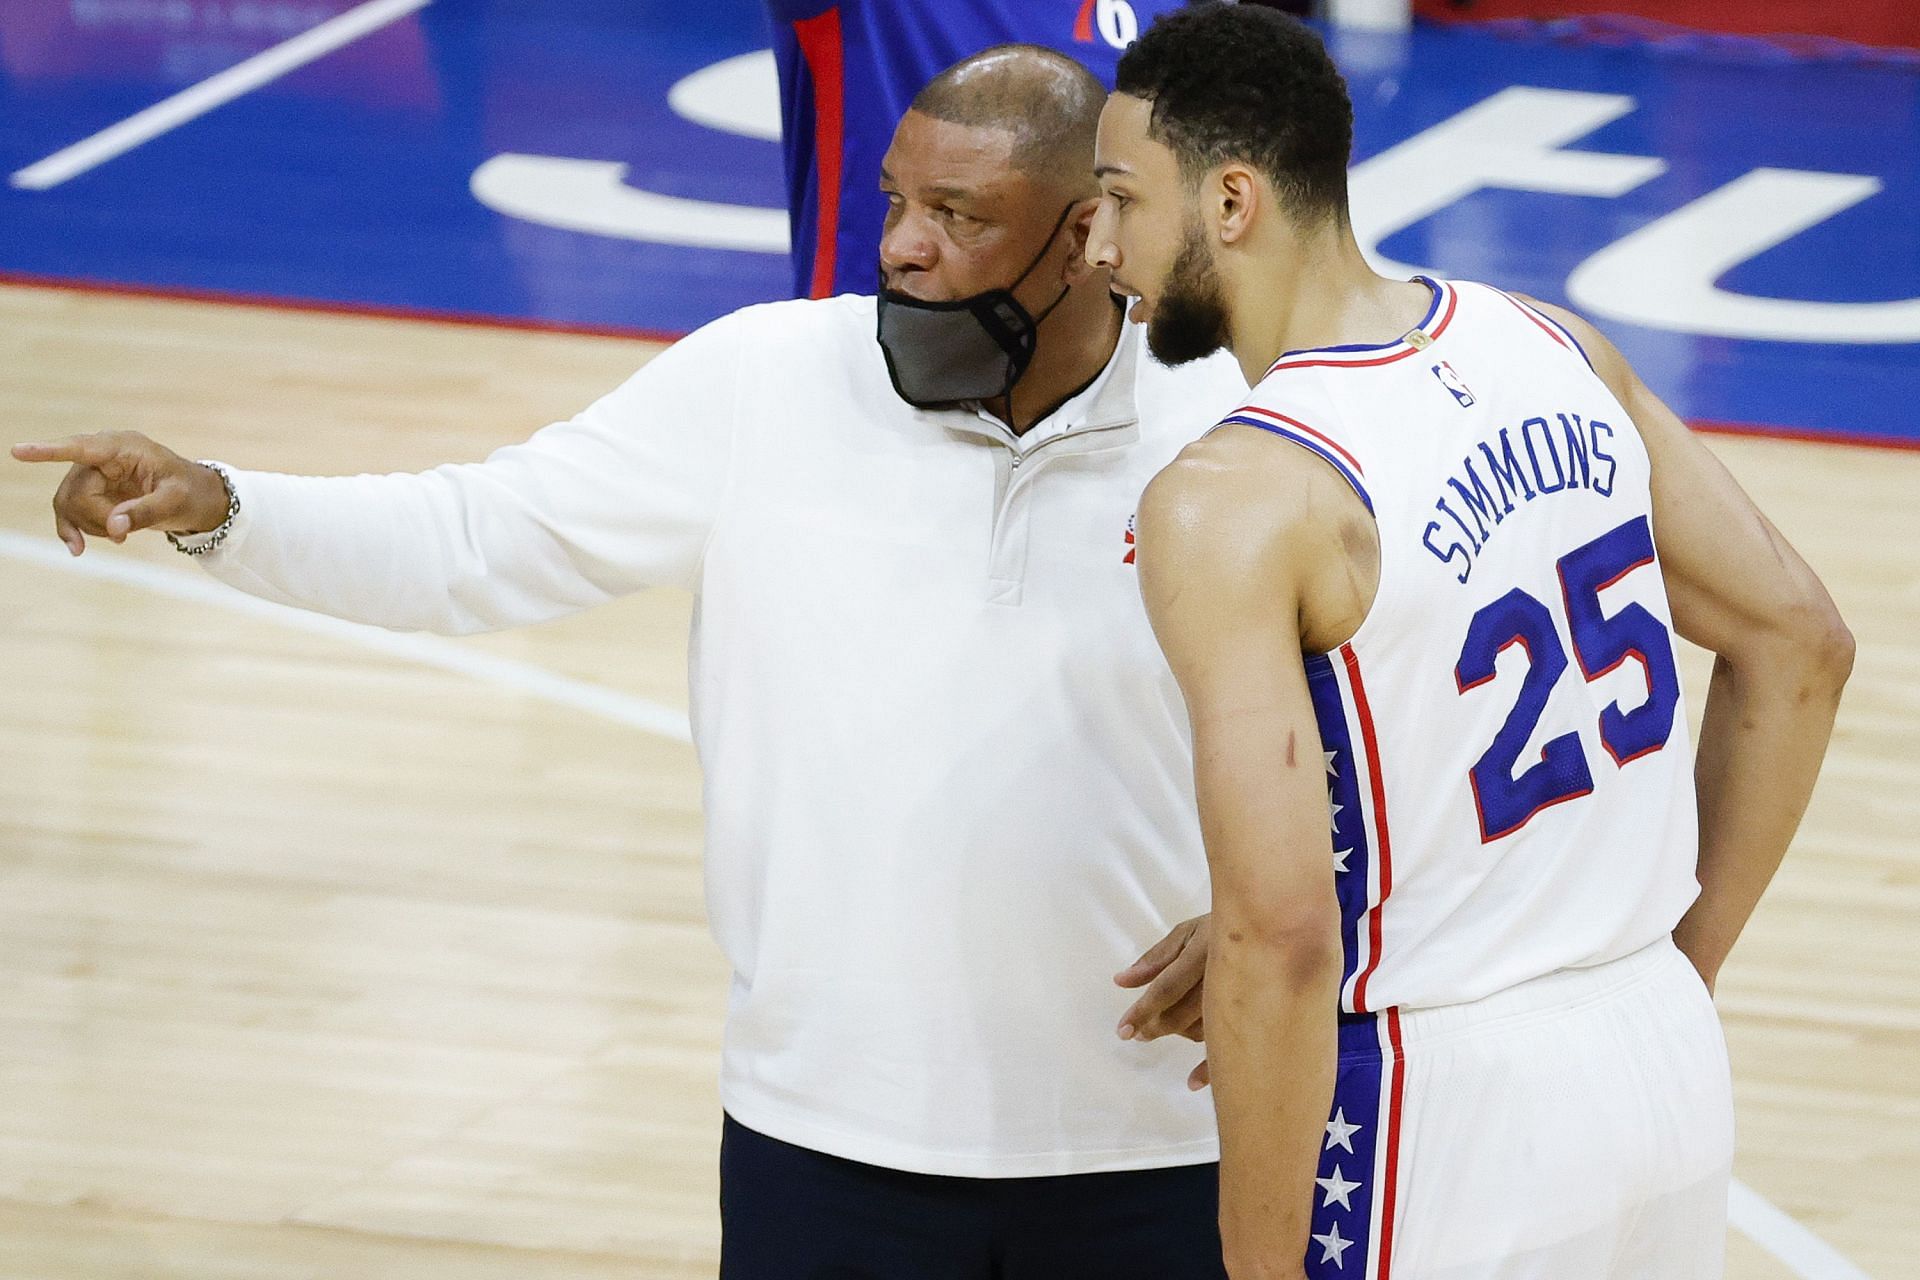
[1349,87,1666,280]
[1569,167,1920,343]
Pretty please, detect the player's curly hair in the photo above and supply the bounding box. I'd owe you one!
[1115,3,1353,223]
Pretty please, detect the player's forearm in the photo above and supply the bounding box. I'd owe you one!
[1208,914,1340,1279]
[1676,626,1853,987]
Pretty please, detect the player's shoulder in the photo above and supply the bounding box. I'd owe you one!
[1147,345,1380,554]
[1439,280,1617,376]
[1135,427,1361,624]
[1140,422,1326,549]
[1505,293,1630,385]
[1218,360,1359,474]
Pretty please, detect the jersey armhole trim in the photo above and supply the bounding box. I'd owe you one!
[1491,287,1597,373]
[1211,407,1374,514]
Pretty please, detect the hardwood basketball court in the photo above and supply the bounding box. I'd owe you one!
[2,282,1913,1277]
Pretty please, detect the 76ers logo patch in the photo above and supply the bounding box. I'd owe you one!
[1123,512,1137,565]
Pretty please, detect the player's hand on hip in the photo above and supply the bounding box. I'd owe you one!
[11,431,229,556]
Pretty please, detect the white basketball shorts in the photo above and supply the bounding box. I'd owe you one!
[1306,936,1734,1279]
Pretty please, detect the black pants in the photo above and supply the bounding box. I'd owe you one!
[719,1115,1228,1280]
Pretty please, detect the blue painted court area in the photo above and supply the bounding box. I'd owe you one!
[1,2,1915,445]
[0,0,787,334]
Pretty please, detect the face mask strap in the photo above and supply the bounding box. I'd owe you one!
[970,200,1080,357]
[872,201,1086,409]
[1005,202,1079,297]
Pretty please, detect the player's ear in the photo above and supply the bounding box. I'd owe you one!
[1215,164,1258,246]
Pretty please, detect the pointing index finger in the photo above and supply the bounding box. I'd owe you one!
[11,437,96,465]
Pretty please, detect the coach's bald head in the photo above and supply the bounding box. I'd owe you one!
[906,44,1106,198]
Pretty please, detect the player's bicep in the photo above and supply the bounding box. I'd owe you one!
[1185,665,1337,937]
[1134,453,1300,709]
[1136,459,1337,926]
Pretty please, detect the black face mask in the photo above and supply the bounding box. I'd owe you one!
[875,204,1076,409]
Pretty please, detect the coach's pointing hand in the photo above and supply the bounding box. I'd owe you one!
[1115,913,1211,1090]
[11,431,229,556]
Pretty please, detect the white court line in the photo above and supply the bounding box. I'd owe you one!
[1730,1181,1875,1280]
[9,0,433,191]
[0,526,1876,1278]
[0,529,690,743]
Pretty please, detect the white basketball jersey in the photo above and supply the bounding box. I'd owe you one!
[1225,278,1701,1012]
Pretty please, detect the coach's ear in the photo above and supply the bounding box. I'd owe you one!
[1061,197,1107,286]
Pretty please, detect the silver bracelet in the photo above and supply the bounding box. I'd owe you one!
[165,461,240,557]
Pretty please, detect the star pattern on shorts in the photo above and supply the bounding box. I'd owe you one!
[1328,799,1344,834]
[1316,1163,1361,1211]
[1324,1107,1361,1153]
[1324,749,1338,776]
[1332,846,1353,874]
[1312,1221,1354,1268]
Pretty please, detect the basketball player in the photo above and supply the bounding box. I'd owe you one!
[14,46,1244,1280]
[1087,6,1854,1277]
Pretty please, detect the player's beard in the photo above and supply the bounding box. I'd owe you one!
[1144,218,1231,367]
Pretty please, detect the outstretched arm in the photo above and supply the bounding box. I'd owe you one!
[11,317,744,635]
[1531,300,1855,991]
[1135,441,1349,1280]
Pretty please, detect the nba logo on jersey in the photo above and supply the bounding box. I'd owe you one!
[1432,361,1475,407]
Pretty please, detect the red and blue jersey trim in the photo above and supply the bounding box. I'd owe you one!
[1306,643,1396,1014]
[1343,645,1395,1014]
[1215,405,1373,514]
[1266,277,1458,375]
[1312,1009,1406,1278]
[1492,286,1598,372]
[1309,650,1369,998]
[1309,644,1403,1275]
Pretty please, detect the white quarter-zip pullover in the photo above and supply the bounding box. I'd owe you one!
[186,295,1247,1176]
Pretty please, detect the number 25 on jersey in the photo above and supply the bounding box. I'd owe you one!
[1455,516,1680,842]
